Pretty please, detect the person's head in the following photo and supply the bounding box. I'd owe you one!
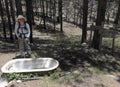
[17,15,26,25]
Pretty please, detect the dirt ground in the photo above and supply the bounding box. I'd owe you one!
[0,22,120,87]
[0,53,120,87]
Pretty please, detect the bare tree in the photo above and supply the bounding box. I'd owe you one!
[58,0,63,32]
[42,0,46,29]
[15,0,23,15]
[5,0,13,40]
[53,0,56,31]
[0,0,6,39]
[25,0,33,42]
[92,0,107,49]
[9,0,15,26]
[114,0,120,24]
[81,0,88,43]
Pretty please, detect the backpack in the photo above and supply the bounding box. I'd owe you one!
[17,22,29,38]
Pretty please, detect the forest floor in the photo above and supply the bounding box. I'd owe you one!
[0,22,120,87]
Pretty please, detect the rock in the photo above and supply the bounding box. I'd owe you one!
[66,72,71,75]
[73,70,80,75]
[81,42,87,47]
[16,80,22,83]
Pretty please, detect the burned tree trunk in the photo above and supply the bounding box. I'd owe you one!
[81,0,88,43]
[25,0,33,42]
[92,0,107,49]
[15,0,23,15]
[5,0,13,40]
[42,0,46,29]
[58,0,63,32]
[114,0,120,24]
[0,0,6,39]
[53,0,56,31]
[9,0,15,26]
[45,0,49,17]
[49,0,52,18]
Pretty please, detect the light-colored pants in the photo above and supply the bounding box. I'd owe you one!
[19,38,31,56]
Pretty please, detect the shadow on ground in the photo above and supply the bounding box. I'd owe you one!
[0,37,17,53]
[31,30,120,72]
[0,28,120,73]
[35,24,61,34]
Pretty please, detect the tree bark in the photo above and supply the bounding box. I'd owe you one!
[53,0,56,31]
[0,0,6,39]
[81,0,88,43]
[25,0,33,42]
[9,0,15,27]
[15,0,23,15]
[58,0,63,32]
[91,0,107,49]
[42,0,46,29]
[5,0,13,40]
[45,0,49,17]
[114,0,120,24]
[49,0,52,18]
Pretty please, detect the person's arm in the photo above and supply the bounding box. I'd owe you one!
[15,22,19,38]
[26,23,31,38]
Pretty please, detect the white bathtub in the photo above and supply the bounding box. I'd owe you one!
[1,58,59,73]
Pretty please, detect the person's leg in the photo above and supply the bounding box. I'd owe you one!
[19,38,25,57]
[24,39,31,56]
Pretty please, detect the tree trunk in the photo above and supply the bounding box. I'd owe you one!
[81,0,88,43]
[90,0,94,21]
[5,0,13,40]
[53,0,56,31]
[0,0,6,39]
[45,0,49,17]
[58,0,63,32]
[91,0,107,49]
[73,0,76,25]
[114,0,120,24]
[79,7,83,26]
[9,0,15,27]
[25,0,33,42]
[42,0,46,29]
[49,0,52,18]
[15,0,23,15]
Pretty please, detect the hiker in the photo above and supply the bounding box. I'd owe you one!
[15,15,31,57]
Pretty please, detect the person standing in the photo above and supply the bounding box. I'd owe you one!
[15,15,31,57]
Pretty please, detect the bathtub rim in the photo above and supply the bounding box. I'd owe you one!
[1,58,59,73]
